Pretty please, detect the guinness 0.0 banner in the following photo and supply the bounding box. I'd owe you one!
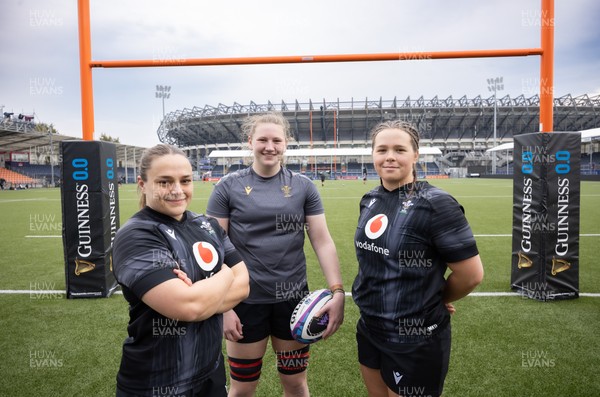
[61,141,120,298]
[511,132,580,301]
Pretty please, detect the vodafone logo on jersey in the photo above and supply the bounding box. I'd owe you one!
[365,214,388,239]
[192,242,219,271]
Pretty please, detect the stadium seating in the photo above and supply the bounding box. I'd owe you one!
[211,165,225,177]
[226,164,248,174]
[116,167,137,183]
[0,167,36,187]
[580,153,600,175]
[286,164,301,172]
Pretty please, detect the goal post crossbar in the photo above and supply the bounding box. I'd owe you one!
[77,0,555,140]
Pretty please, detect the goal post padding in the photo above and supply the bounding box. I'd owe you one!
[511,132,580,301]
[60,141,120,298]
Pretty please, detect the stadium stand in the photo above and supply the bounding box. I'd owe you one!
[161,95,599,178]
[159,94,600,148]
[286,164,302,173]
[0,167,36,188]
[2,95,598,184]
[0,111,149,186]
[226,163,247,173]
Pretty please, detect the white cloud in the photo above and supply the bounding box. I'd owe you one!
[1,0,599,146]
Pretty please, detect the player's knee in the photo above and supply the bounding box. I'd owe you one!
[228,356,263,383]
[276,346,310,375]
[281,381,309,397]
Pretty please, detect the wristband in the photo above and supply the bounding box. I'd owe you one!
[329,284,345,295]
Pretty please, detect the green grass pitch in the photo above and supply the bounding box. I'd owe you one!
[0,178,599,396]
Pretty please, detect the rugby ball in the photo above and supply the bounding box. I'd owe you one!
[290,289,332,344]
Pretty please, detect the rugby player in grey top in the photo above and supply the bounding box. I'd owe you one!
[207,112,344,397]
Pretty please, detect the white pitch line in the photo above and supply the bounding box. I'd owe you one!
[469,292,600,297]
[0,290,66,294]
[23,234,600,238]
[474,234,600,237]
[1,290,599,297]
[0,198,50,203]
[0,290,123,295]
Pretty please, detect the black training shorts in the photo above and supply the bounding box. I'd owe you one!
[356,318,451,397]
[233,297,307,343]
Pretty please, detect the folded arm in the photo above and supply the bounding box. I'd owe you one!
[143,265,234,322]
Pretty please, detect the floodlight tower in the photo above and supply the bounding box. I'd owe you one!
[155,85,171,119]
[487,77,504,174]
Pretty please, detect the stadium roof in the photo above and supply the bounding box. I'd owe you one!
[0,125,78,153]
[485,127,600,152]
[582,127,600,142]
[159,94,600,149]
[0,120,147,165]
[208,147,442,158]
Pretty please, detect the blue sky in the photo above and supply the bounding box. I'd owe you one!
[1,0,599,147]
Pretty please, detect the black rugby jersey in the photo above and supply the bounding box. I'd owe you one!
[113,206,242,395]
[352,181,478,342]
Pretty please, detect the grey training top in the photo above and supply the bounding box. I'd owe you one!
[206,167,324,303]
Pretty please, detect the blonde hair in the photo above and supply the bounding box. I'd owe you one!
[137,144,188,209]
[241,112,292,145]
[370,120,420,184]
